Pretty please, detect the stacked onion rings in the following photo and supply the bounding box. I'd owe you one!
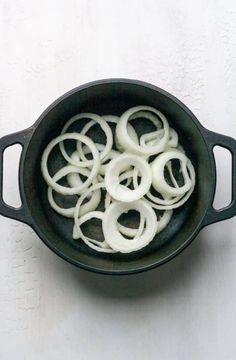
[41,106,196,254]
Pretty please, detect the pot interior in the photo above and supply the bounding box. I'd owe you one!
[23,80,213,273]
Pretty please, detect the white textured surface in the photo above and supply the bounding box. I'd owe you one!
[0,1,236,359]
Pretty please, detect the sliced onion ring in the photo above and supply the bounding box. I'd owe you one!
[105,153,152,202]
[67,150,84,188]
[117,215,145,239]
[157,210,173,233]
[75,211,115,253]
[116,106,170,156]
[102,115,120,123]
[130,110,162,128]
[145,160,195,209]
[104,168,134,209]
[60,113,112,167]
[104,192,145,238]
[119,209,173,237]
[141,128,178,149]
[77,118,113,163]
[151,150,193,197]
[48,166,101,218]
[103,200,158,253]
[73,182,105,238]
[133,160,180,200]
[41,133,100,195]
[101,114,140,151]
[81,143,121,175]
[115,124,139,152]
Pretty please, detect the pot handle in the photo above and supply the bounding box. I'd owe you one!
[202,129,236,227]
[0,128,33,225]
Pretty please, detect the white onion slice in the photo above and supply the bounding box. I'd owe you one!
[72,182,105,241]
[74,211,115,253]
[130,110,162,128]
[166,161,179,188]
[141,128,178,149]
[102,115,120,123]
[105,153,152,202]
[145,160,195,209]
[117,214,145,238]
[133,160,180,201]
[115,124,139,152]
[157,210,173,233]
[133,160,179,192]
[104,192,112,210]
[116,106,170,155]
[103,114,140,154]
[118,168,134,187]
[103,200,158,253]
[103,112,139,151]
[72,225,80,239]
[167,129,178,148]
[41,133,100,195]
[81,143,121,175]
[77,119,113,163]
[104,191,146,238]
[133,152,195,209]
[73,182,105,238]
[118,209,173,237]
[151,150,193,197]
[100,150,121,175]
[67,151,84,188]
[177,145,185,154]
[60,113,112,167]
[104,168,134,209]
[144,187,194,210]
[48,166,101,218]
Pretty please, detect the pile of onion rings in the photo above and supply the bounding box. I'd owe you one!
[41,105,196,254]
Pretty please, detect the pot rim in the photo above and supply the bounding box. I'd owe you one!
[20,78,215,275]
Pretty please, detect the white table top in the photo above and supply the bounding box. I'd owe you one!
[0,1,236,359]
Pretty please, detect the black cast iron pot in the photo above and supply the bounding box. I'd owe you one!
[0,79,235,275]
